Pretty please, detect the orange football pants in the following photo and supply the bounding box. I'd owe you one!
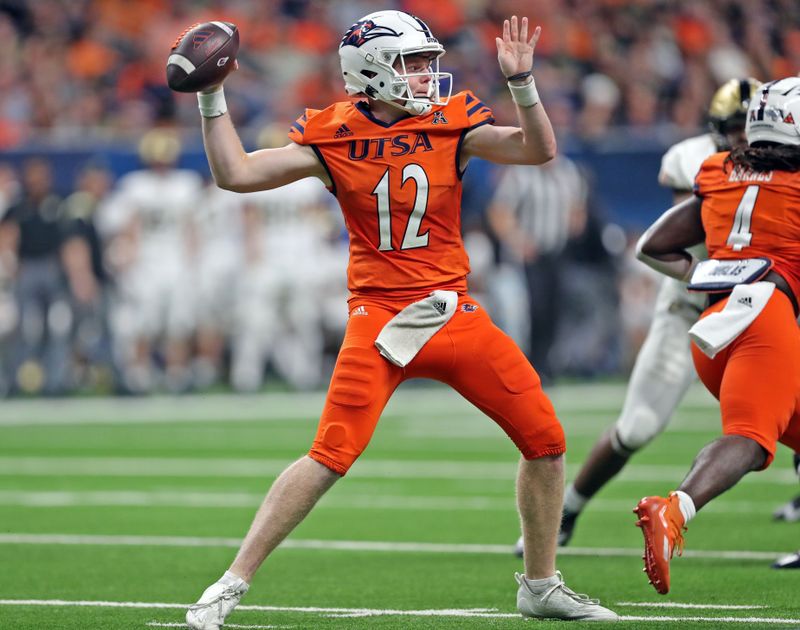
[691,290,800,468]
[308,294,566,475]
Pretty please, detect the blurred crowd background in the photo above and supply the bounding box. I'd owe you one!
[0,0,796,396]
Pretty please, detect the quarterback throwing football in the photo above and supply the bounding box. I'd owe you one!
[185,11,617,628]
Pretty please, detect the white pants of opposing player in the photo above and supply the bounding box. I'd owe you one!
[230,266,324,392]
[614,278,705,452]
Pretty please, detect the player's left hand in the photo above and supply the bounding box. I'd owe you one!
[495,16,540,80]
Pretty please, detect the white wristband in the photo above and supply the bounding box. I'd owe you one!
[197,87,228,118]
[508,77,539,108]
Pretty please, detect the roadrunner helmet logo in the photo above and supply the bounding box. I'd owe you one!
[341,20,402,48]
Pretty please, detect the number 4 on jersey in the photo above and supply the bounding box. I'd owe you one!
[727,185,759,252]
[372,165,430,251]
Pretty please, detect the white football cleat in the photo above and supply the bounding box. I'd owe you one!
[773,494,800,522]
[186,575,249,630]
[516,571,618,621]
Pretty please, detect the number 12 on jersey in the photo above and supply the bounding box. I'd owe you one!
[372,165,430,251]
[727,184,759,252]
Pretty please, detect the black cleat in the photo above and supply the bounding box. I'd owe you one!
[513,509,580,557]
[772,551,800,569]
[558,509,579,546]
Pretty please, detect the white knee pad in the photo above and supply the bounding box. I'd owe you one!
[613,405,664,452]
[613,280,698,452]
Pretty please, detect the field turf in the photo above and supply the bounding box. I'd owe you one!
[1,382,798,629]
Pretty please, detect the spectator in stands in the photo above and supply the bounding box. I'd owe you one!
[0,1,798,144]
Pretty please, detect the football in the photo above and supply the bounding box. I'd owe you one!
[166,21,239,93]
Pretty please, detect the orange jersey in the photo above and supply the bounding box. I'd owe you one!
[694,152,800,301]
[288,91,494,299]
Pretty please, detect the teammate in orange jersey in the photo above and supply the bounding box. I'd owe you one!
[633,76,800,594]
[184,10,617,629]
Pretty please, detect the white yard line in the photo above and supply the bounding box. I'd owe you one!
[0,455,795,483]
[0,489,788,514]
[620,616,798,624]
[616,602,768,609]
[0,533,786,561]
[0,383,719,426]
[148,624,292,629]
[0,490,518,511]
[0,599,797,624]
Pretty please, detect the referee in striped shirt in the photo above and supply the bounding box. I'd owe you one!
[488,155,588,381]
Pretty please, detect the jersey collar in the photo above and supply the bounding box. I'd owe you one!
[354,101,415,128]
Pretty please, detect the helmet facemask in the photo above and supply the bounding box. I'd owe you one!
[339,11,453,116]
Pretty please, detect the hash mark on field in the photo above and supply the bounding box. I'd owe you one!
[0,600,798,624]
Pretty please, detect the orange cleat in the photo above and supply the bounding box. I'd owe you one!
[633,493,686,594]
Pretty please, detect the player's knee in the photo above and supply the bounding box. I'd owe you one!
[309,408,371,475]
[615,405,663,451]
[518,419,566,459]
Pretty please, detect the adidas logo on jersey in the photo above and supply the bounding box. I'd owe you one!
[351,305,368,316]
[433,300,447,315]
[737,296,753,307]
[334,124,354,138]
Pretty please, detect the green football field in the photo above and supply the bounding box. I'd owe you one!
[1,382,798,629]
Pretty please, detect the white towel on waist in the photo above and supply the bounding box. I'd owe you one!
[688,281,774,359]
[375,290,458,367]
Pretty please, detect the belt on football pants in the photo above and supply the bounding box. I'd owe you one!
[707,270,799,317]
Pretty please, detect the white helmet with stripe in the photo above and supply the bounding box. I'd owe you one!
[338,10,451,116]
[746,77,800,146]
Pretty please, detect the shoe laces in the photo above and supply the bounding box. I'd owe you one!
[188,583,244,613]
[525,571,601,607]
[671,522,686,558]
[665,496,687,558]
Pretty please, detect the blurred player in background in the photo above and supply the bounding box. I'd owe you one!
[523,79,762,554]
[100,129,202,393]
[60,162,118,391]
[229,125,340,392]
[184,11,617,629]
[0,163,20,394]
[634,76,800,592]
[192,180,245,390]
[0,158,80,395]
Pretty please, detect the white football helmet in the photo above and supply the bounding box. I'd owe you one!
[746,77,800,146]
[339,11,452,116]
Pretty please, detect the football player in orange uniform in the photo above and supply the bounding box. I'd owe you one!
[185,10,617,629]
[633,77,800,594]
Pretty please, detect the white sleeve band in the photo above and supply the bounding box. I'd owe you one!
[507,77,539,108]
[197,87,228,118]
